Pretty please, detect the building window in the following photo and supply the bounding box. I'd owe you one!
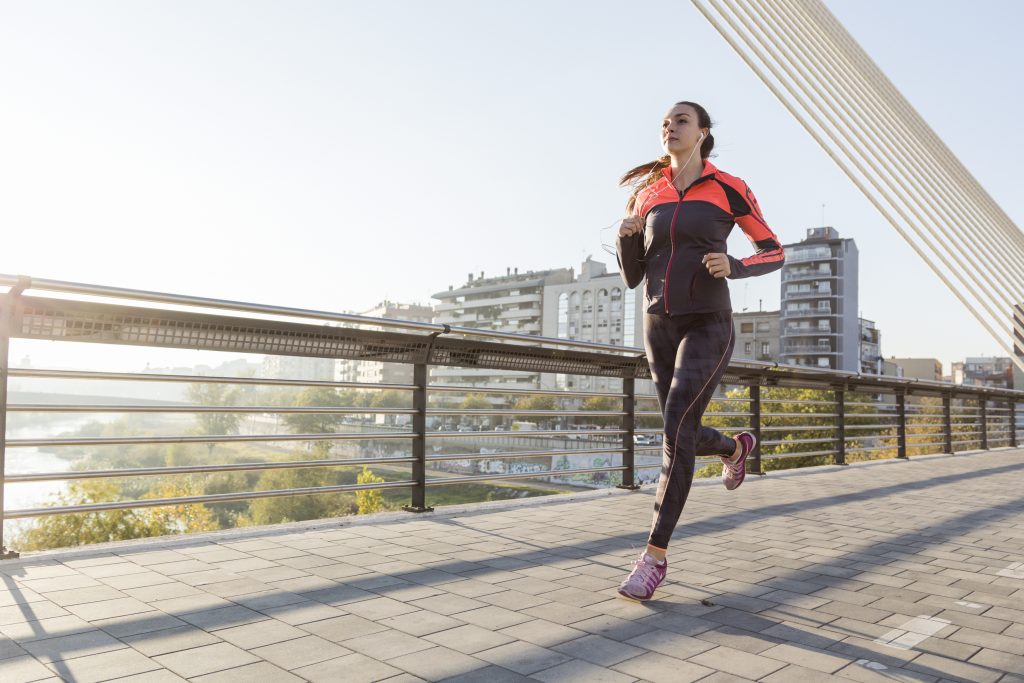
[741,323,754,333]
[761,342,770,356]
[756,322,770,332]
[744,342,752,354]
[624,289,636,347]
[557,293,568,339]
[818,358,830,367]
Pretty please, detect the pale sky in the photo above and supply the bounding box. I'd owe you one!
[2,0,1022,376]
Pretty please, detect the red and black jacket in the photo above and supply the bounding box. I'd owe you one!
[615,160,785,315]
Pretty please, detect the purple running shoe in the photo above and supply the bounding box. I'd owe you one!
[617,552,667,601]
[722,432,756,491]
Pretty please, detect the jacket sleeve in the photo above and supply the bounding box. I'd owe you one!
[726,181,785,279]
[615,205,646,288]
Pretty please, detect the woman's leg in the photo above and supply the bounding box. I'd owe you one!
[647,311,735,551]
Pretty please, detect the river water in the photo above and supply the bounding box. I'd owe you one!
[4,416,114,513]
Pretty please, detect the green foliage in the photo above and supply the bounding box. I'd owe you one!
[459,393,491,410]
[186,383,242,455]
[356,466,386,514]
[581,396,620,426]
[16,478,218,551]
[514,395,558,412]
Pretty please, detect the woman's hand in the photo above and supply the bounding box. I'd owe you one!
[618,216,644,238]
[702,252,731,278]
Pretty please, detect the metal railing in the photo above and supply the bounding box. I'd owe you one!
[2,274,1022,558]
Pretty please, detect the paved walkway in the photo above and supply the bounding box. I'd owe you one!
[2,449,1024,683]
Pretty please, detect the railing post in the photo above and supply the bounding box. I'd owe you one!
[1,289,21,559]
[896,390,908,459]
[835,387,846,465]
[617,377,639,490]
[750,383,763,474]
[403,362,433,513]
[943,392,953,454]
[980,397,988,450]
[1011,400,1018,449]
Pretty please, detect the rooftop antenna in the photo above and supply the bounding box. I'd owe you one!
[821,203,826,226]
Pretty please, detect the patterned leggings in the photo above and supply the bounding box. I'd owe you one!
[643,310,737,550]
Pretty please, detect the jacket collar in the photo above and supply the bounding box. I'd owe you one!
[660,159,717,184]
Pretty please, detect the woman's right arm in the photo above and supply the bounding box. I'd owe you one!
[615,215,646,289]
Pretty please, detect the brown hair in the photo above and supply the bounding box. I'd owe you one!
[620,101,714,214]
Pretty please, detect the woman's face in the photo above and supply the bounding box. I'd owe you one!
[661,104,704,155]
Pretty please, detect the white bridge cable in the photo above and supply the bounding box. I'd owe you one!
[806,1,1024,257]
[691,0,1024,377]
[697,0,1022,363]
[761,0,1024,294]
[719,0,1022,334]
[793,0,1024,346]
[738,0,1024,344]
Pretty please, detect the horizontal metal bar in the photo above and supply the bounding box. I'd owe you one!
[839,413,899,418]
[702,412,754,417]
[4,456,417,483]
[4,480,416,519]
[429,409,625,417]
[9,368,415,391]
[0,274,648,355]
[760,449,837,459]
[426,465,625,486]
[428,384,628,398]
[426,447,624,462]
[8,404,417,415]
[836,424,898,430]
[907,442,950,450]
[761,399,835,405]
[761,437,838,446]
[845,445,899,454]
[7,432,415,448]
[759,412,837,418]
[428,429,625,439]
[759,425,841,432]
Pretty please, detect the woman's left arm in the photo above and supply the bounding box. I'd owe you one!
[726,182,785,279]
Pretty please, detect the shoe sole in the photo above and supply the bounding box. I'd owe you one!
[617,588,654,602]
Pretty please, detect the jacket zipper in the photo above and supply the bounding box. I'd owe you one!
[663,186,685,313]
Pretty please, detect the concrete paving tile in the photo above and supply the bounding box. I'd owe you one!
[689,644,788,679]
[212,618,307,649]
[190,660,305,682]
[43,648,159,682]
[611,650,714,683]
[532,658,639,682]
[152,642,259,678]
[472,640,571,675]
[22,629,125,664]
[123,625,221,657]
[424,624,516,654]
[250,634,353,670]
[299,614,389,643]
[386,645,486,680]
[377,609,465,636]
[0,654,56,683]
[551,634,645,666]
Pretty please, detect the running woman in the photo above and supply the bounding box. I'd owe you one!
[615,101,785,601]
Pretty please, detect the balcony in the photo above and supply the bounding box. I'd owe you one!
[783,289,834,301]
[782,308,832,319]
[2,275,1023,682]
[782,269,836,282]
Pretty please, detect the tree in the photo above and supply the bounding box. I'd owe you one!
[283,387,346,458]
[186,383,242,456]
[581,396,620,427]
[356,466,386,514]
[16,479,218,551]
